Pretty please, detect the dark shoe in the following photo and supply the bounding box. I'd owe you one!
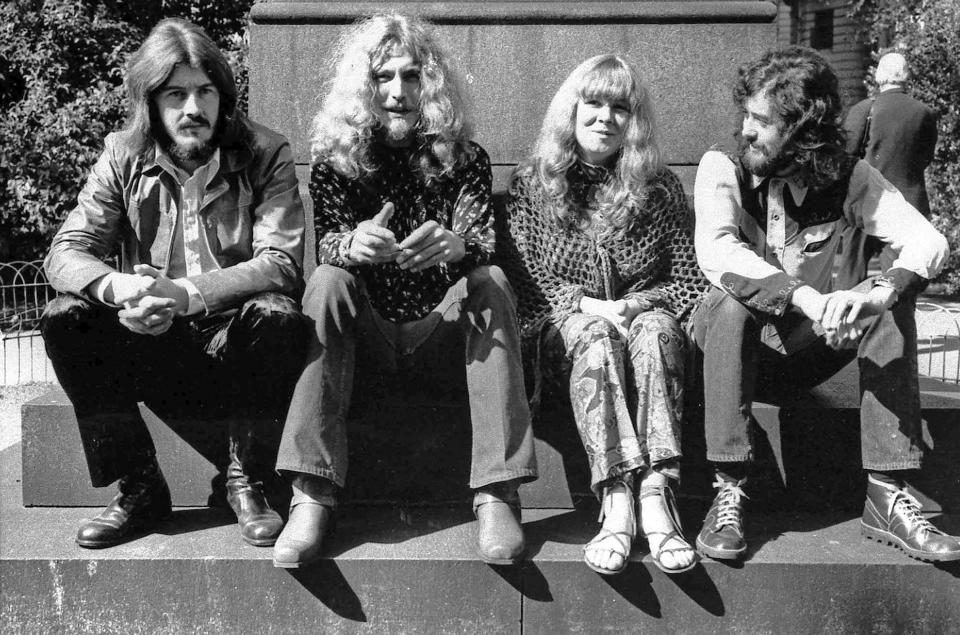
[860,478,960,562]
[696,476,748,561]
[76,461,171,549]
[474,483,525,565]
[226,435,283,547]
[272,501,335,569]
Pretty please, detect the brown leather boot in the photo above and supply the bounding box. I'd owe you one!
[226,429,283,547]
[474,480,525,565]
[76,458,171,548]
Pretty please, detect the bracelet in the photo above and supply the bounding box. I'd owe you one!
[339,231,358,265]
[872,276,899,305]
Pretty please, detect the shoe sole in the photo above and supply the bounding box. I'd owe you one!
[478,549,525,566]
[696,535,746,561]
[243,536,278,547]
[860,521,960,562]
[272,553,323,569]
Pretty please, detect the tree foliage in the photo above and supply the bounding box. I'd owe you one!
[851,0,960,294]
[0,0,252,262]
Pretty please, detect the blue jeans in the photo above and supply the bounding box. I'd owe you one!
[692,283,923,471]
[275,265,538,490]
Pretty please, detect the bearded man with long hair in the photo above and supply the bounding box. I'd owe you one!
[42,18,307,549]
[272,14,537,568]
[691,46,957,563]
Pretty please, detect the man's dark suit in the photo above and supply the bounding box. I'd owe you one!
[844,87,938,215]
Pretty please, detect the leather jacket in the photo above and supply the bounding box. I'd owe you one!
[44,118,305,315]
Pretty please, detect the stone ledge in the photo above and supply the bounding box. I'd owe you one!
[250,1,779,25]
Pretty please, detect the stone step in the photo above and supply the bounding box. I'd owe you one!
[21,366,960,512]
[3,443,959,634]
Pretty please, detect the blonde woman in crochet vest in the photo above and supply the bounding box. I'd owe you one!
[502,55,709,575]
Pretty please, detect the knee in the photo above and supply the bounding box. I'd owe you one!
[702,291,756,334]
[572,316,621,354]
[40,294,96,342]
[465,265,516,306]
[629,311,683,349]
[302,265,359,314]
[238,292,305,332]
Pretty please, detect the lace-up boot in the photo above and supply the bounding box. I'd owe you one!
[861,477,960,562]
[76,457,171,548]
[226,426,283,546]
[696,476,748,560]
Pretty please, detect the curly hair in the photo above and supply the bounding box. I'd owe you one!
[733,46,854,190]
[310,14,474,185]
[125,18,243,155]
[517,54,664,234]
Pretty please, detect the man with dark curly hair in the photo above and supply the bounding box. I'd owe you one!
[691,46,956,563]
[271,14,537,569]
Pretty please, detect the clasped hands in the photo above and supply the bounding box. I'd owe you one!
[347,202,465,271]
[579,296,655,339]
[103,264,189,336]
[792,285,895,350]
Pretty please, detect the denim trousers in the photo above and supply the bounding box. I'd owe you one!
[555,310,685,496]
[275,264,538,490]
[41,292,308,486]
[691,284,923,471]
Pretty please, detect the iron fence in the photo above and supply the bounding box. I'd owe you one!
[0,259,958,385]
[916,302,960,384]
[1,260,56,385]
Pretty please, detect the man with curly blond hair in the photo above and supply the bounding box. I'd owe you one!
[272,14,537,568]
[691,47,956,563]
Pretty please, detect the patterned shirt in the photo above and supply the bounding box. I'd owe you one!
[312,141,493,323]
[501,161,708,338]
[693,150,949,315]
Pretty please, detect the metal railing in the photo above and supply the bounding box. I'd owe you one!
[0,260,958,385]
[916,302,960,384]
[1,260,56,385]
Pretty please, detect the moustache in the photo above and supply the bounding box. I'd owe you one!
[178,116,210,130]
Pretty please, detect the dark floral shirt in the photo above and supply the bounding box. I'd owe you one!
[312,141,494,323]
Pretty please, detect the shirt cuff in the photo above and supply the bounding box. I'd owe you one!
[172,278,206,316]
[93,273,123,307]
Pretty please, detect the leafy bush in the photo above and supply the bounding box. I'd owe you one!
[851,0,960,295]
[0,0,252,263]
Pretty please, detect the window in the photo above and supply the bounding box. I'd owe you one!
[811,9,835,50]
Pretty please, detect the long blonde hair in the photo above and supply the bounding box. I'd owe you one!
[310,14,474,184]
[520,54,664,232]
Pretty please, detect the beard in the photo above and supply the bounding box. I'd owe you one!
[154,112,222,168]
[382,117,416,147]
[167,137,217,166]
[737,135,790,178]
